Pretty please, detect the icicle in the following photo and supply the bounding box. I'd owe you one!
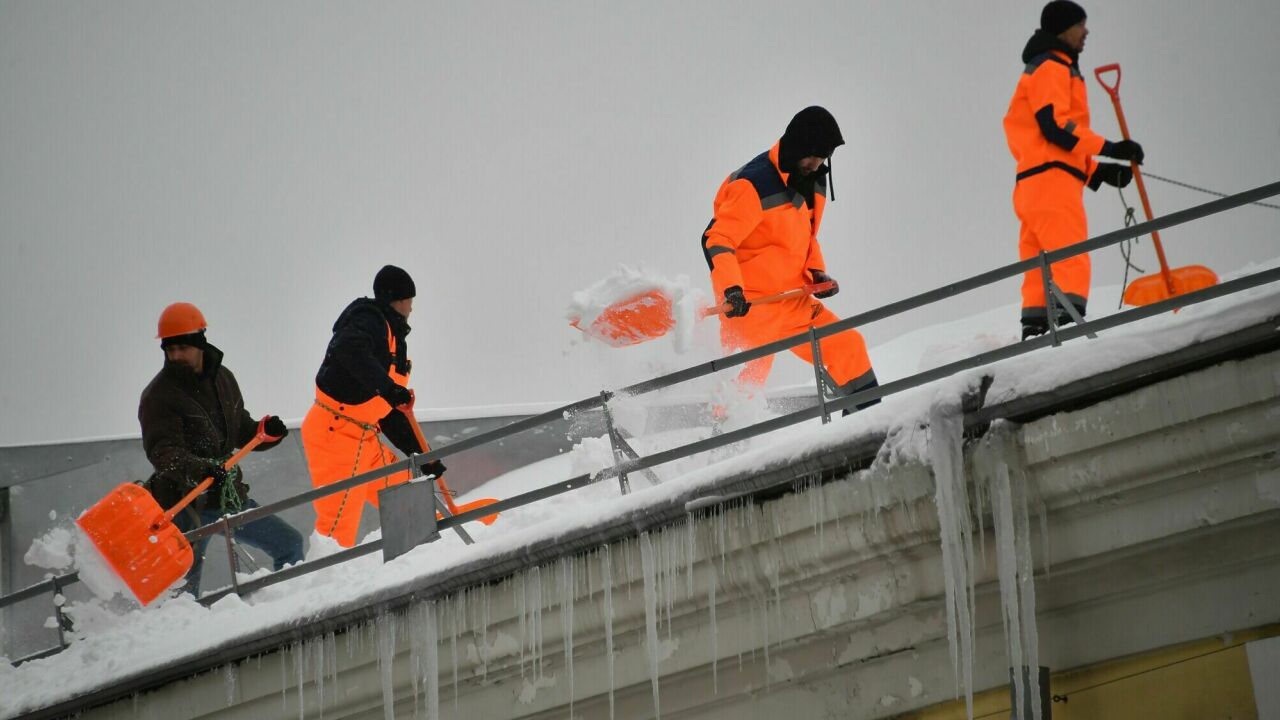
[640,532,662,719]
[377,613,396,720]
[560,557,575,717]
[281,643,289,713]
[983,426,1043,720]
[602,545,616,720]
[314,636,326,720]
[326,632,338,711]
[295,640,307,720]
[425,602,440,720]
[517,573,526,677]
[929,396,976,719]
[450,597,459,711]
[708,561,718,695]
[532,566,544,680]
[481,585,491,680]
[223,663,238,706]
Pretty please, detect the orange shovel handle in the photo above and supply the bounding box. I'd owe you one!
[161,426,272,525]
[1095,62,1174,293]
[701,281,837,318]
[399,392,499,524]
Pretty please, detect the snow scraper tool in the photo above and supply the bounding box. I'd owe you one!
[400,392,500,526]
[1094,63,1218,306]
[571,281,836,347]
[74,420,276,606]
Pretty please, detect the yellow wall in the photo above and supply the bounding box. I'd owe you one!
[897,624,1280,720]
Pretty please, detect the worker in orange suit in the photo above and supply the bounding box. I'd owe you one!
[701,106,878,415]
[1004,0,1145,341]
[300,265,445,547]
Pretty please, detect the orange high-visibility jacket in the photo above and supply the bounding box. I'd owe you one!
[702,142,827,299]
[1003,48,1106,185]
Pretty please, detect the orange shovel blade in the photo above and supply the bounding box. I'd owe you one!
[435,497,501,526]
[75,483,193,606]
[1122,265,1219,306]
[573,289,675,347]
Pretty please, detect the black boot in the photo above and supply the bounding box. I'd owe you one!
[837,375,881,416]
[1021,317,1048,341]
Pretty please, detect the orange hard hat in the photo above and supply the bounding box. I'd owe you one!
[156,302,208,339]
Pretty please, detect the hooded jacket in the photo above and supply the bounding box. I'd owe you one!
[701,141,830,299]
[1003,29,1107,184]
[313,298,419,455]
[139,343,279,512]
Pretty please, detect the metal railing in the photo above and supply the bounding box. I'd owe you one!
[4,180,1279,663]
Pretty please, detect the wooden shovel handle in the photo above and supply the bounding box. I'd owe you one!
[700,281,837,318]
[161,427,271,524]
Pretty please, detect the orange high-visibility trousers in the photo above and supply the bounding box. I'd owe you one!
[720,295,875,392]
[301,391,411,548]
[1014,170,1090,320]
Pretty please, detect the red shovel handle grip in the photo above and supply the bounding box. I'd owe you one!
[1094,63,1122,100]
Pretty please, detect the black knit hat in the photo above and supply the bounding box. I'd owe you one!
[1041,0,1086,36]
[373,265,416,302]
[160,330,208,350]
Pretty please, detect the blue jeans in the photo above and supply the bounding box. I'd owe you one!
[173,499,305,596]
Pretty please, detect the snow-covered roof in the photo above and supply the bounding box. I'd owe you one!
[2,258,1278,719]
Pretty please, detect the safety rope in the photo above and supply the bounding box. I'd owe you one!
[1143,171,1280,211]
[314,399,381,540]
[1114,186,1145,309]
[216,457,244,514]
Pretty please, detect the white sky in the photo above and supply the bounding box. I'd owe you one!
[2,1,1278,446]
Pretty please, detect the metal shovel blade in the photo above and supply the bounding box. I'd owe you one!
[74,483,193,606]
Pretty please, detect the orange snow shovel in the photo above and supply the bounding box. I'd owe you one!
[75,421,276,606]
[399,393,500,526]
[1094,63,1218,306]
[571,281,837,347]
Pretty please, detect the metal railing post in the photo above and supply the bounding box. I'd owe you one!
[221,516,240,596]
[49,575,70,650]
[1038,251,1061,347]
[601,391,631,494]
[809,327,831,424]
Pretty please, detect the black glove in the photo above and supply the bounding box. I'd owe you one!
[261,415,288,440]
[723,286,750,318]
[422,459,447,478]
[1089,163,1134,191]
[1100,139,1144,164]
[383,384,413,409]
[204,464,229,487]
[809,269,840,299]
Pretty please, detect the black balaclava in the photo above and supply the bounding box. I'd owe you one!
[1040,0,1086,36]
[778,106,844,206]
[778,106,844,173]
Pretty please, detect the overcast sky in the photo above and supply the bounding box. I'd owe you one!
[2,0,1278,446]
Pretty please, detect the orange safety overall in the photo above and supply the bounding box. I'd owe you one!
[703,142,875,393]
[300,324,412,547]
[1004,47,1106,321]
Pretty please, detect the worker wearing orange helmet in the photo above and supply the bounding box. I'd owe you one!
[701,106,878,413]
[300,265,444,547]
[1004,0,1145,340]
[139,302,304,596]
